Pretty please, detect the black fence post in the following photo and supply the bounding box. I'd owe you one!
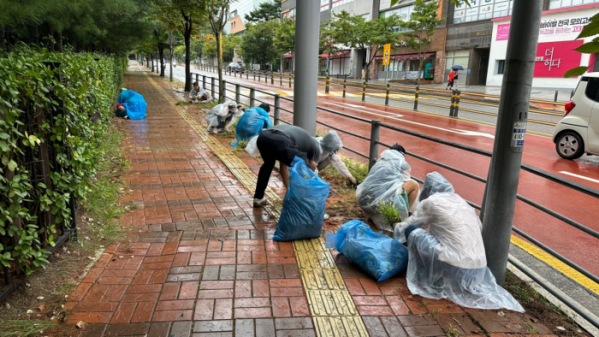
[454,90,461,118]
[271,72,274,84]
[250,87,256,107]
[254,70,256,81]
[203,75,206,90]
[289,73,292,88]
[211,77,215,100]
[325,76,330,94]
[362,81,366,102]
[343,76,347,98]
[274,94,281,126]
[554,90,558,106]
[235,84,240,104]
[449,89,456,117]
[195,73,199,83]
[369,120,381,169]
[222,80,227,100]
[280,73,283,86]
[385,84,390,106]
[414,85,420,111]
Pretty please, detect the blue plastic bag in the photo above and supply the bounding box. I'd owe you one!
[274,157,330,241]
[326,220,408,281]
[117,90,147,120]
[233,107,272,146]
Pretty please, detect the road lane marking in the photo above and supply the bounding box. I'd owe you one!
[558,171,599,184]
[323,101,496,139]
[511,236,599,295]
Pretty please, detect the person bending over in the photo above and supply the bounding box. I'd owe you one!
[189,82,211,103]
[253,125,321,207]
[315,130,357,185]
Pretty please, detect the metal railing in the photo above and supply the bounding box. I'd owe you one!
[197,66,564,129]
[194,72,599,328]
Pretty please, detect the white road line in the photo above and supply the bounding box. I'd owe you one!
[322,101,495,139]
[558,171,599,184]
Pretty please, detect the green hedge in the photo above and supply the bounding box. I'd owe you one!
[0,45,126,275]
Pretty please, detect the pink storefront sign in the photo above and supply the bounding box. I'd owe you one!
[533,40,583,77]
[496,24,510,41]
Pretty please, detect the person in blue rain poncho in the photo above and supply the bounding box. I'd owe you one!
[234,103,272,145]
[115,89,147,119]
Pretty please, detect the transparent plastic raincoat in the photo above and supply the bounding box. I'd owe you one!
[405,193,524,312]
[356,149,412,231]
[206,100,242,130]
[315,131,354,181]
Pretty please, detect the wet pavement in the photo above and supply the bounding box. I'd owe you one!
[64,68,562,337]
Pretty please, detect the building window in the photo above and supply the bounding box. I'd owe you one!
[497,60,505,75]
[446,50,470,71]
[453,0,514,24]
[549,0,599,10]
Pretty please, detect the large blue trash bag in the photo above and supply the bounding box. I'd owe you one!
[117,90,147,120]
[273,157,330,241]
[234,107,272,145]
[326,220,408,281]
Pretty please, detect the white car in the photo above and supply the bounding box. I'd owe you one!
[552,73,599,159]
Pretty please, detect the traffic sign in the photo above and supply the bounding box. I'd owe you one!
[383,44,391,66]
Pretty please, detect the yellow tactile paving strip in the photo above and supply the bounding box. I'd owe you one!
[146,73,368,337]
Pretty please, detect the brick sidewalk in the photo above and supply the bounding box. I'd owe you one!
[66,70,555,337]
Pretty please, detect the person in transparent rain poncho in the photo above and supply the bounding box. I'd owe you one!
[356,144,420,232]
[403,192,524,312]
[189,82,212,103]
[206,100,244,134]
[314,131,357,185]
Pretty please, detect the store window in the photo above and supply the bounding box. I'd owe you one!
[453,0,514,24]
[496,60,505,75]
[446,50,470,71]
[549,0,599,10]
[381,5,414,32]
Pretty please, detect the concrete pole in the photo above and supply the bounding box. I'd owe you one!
[293,0,320,135]
[481,0,543,285]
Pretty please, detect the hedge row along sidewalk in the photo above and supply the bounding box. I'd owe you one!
[65,69,566,337]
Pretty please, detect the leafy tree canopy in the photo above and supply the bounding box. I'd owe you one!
[244,0,281,23]
[240,20,279,68]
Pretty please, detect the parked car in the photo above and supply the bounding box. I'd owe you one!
[227,62,244,73]
[553,73,599,159]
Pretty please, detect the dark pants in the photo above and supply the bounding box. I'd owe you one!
[254,130,301,200]
[447,80,454,89]
[217,115,233,129]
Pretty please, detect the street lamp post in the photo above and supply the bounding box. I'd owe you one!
[481,0,543,285]
[293,0,320,135]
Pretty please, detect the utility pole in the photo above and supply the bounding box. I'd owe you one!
[481,0,543,285]
[293,0,320,135]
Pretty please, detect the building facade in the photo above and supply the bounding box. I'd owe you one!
[224,0,275,35]
[373,0,449,84]
[487,2,599,89]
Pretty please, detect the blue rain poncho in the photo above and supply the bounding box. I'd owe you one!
[274,157,330,241]
[405,193,524,312]
[117,90,147,119]
[234,107,272,144]
[326,220,408,281]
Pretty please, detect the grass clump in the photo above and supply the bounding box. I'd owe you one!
[341,156,369,183]
[377,201,402,225]
[0,320,55,337]
[234,141,248,153]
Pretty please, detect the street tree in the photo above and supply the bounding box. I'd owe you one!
[153,0,206,91]
[244,0,281,23]
[203,34,239,64]
[240,21,279,71]
[329,11,402,81]
[564,12,599,77]
[206,0,234,103]
[398,0,441,86]
[320,21,339,76]
[273,18,295,72]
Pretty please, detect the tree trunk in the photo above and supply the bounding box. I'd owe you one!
[216,34,224,103]
[48,26,55,52]
[184,25,192,92]
[159,45,165,77]
[151,56,155,72]
[29,25,39,44]
[0,25,5,50]
[56,31,64,52]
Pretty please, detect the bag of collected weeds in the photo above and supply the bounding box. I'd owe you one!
[326,220,408,281]
[356,149,411,231]
[274,157,330,241]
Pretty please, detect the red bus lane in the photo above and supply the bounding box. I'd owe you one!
[213,72,599,276]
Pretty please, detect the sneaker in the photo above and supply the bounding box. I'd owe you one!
[253,198,267,208]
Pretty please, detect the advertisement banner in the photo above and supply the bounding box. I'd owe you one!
[533,40,583,77]
[496,23,510,41]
